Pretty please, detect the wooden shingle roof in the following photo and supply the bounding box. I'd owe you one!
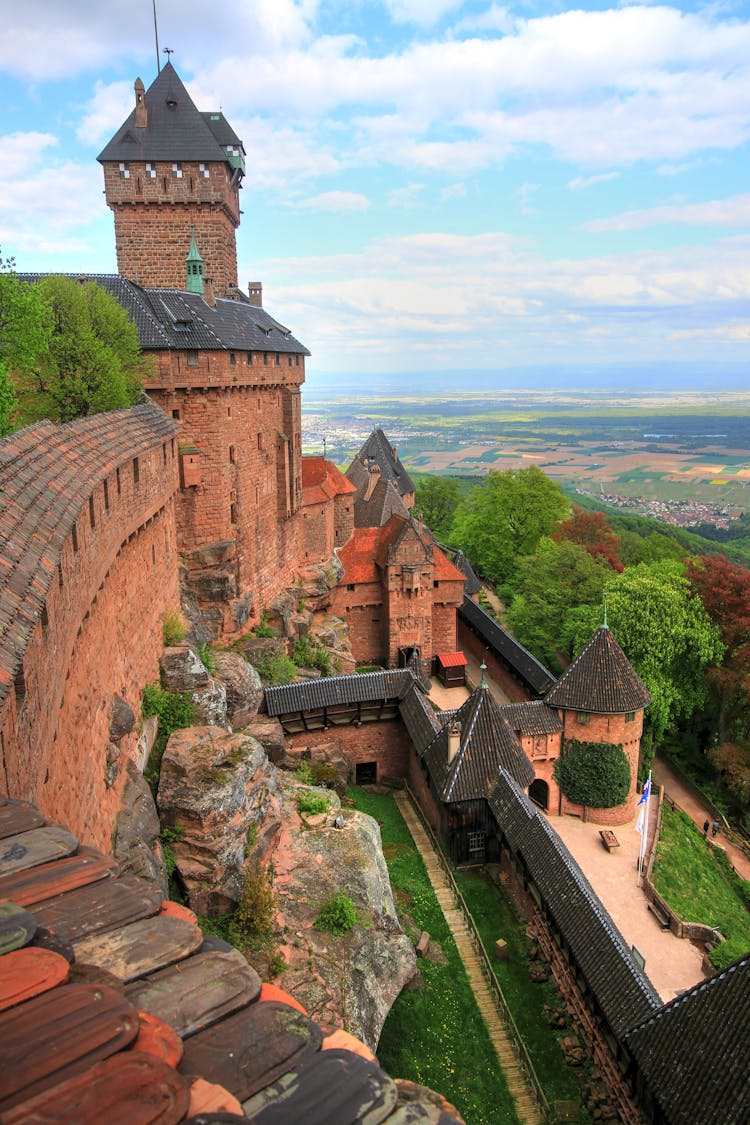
[544,627,650,714]
[264,670,417,717]
[488,773,661,1038]
[458,596,556,697]
[502,701,562,736]
[0,403,178,709]
[424,684,535,802]
[398,682,441,754]
[623,953,750,1125]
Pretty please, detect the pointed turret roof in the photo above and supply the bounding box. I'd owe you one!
[98,63,243,165]
[545,627,650,714]
[424,682,534,802]
[347,428,415,499]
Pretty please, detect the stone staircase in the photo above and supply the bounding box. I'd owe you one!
[394,792,543,1125]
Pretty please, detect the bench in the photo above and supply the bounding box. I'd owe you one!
[599,829,620,853]
[648,896,672,930]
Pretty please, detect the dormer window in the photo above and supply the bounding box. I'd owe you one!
[119,162,130,179]
[199,163,210,179]
[146,162,156,179]
[172,163,183,179]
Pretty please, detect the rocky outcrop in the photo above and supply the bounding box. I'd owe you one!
[160,646,210,693]
[156,725,278,915]
[242,716,286,763]
[212,652,263,729]
[112,759,168,897]
[271,776,416,1049]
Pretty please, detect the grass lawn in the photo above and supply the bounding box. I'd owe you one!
[454,868,587,1115]
[349,788,521,1125]
[652,805,750,969]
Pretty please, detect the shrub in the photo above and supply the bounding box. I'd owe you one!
[295,760,314,784]
[228,862,276,949]
[163,611,188,646]
[251,651,296,685]
[254,622,276,639]
[142,685,195,794]
[297,792,330,816]
[293,634,333,677]
[314,891,358,936]
[198,643,215,673]
[267,950,287,977]
[553,739,631,808]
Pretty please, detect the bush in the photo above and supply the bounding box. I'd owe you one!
[142,684,195,794]
[163,611,188,646]
[254,622,276,639]
[228,862,276,949]
[553,739,631,808]
[251,651,296,685]
[293,634,333,676]
[198,643,215,673]
[297,792,331,816]
[314,891,358,936]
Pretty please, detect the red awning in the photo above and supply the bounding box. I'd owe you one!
[436,651,468,668]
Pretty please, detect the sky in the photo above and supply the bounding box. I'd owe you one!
[1,0,750,382]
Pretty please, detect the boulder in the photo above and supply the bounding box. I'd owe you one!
[268,588,301,636]
[112,759,168,896]
[213,652,263,729]
[180,587,212,650]
[157,726,278,915]
[109,694,136,742]
[160,646,210,693]
[243,716,286,763]
[270,777,417,1049]
[192,678,229,729]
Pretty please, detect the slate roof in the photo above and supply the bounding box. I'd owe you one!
[0,403,178,709]
[623,954,750,1125]
[398,682,441,754]
[97,63,244,165]
[488,772,661,1038]
[301,457,357,506]
[544,627,650,714]
[18,276,309,357]
[502,701,562,736]
[264,670,417,716]
[351,474,409,529]
[406,648,432,693]
[458,596,556,697]
[444,548,481,596]
[423,684,535,802]
[347,429,415,499]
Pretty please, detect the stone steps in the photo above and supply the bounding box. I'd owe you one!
[394,794,542,1125]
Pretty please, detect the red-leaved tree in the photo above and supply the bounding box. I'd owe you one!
[552,506,624,572]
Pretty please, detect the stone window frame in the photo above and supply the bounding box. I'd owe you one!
[625,711,636,723]
[187,350,199,366]
[576,711,590,725]
[145,162,157,179]
[172,162,183,179]
[118,162,130,179]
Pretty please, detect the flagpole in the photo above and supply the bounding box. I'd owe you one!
[636,770,652,885]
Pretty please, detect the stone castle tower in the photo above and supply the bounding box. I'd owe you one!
[98,63,244,295]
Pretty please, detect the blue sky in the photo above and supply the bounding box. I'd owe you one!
[1,0,750,379]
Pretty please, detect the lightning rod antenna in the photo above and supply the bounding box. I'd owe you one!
[152,0,161,73]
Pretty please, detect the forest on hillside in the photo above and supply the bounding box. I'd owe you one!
[415,469,750,830]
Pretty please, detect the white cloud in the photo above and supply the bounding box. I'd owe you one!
[568,172,620,191]
[441,182,467,200]
[517,182,540,215]
[452,5,515,35]
[583,193,750,232]
[387,183,425,207]
[384,0,463,28]
[294,191,370,212]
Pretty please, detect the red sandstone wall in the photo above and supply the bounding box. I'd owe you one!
[0,444,179,851]
[330,582,386,664]
[301,500,335,563]
[432,598,460,653]
[457,619,531,702]
[556,710,644,825]
[407,752,441,834]
[102,160,240,293]
[333,495,354,548]
[287,721,412,781]
[147,354,306,629]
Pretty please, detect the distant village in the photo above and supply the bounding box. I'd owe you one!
[575,488,744,530]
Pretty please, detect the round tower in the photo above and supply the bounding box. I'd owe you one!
[543,626,651,825]
[97,63,244,295]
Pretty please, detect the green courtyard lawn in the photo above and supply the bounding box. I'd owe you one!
[453,868,587,1115]
[651,804,750,969]
[349,788,520,1125]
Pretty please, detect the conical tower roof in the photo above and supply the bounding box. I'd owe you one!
[545,627,650,714]
[424,681,534,801]
[98,62,240,164]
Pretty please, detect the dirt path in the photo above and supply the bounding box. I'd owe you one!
[652,755,750,880]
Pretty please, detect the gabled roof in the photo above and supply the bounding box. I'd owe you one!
[406,648,432,693]
[623,954,750,1125]
[544,627,650,714]
[98,63,242,165]
[301,457,357,506]
[264,669,417,715]
[0,403,178,709]
[443,547,482,596]
[352,474,409,529]
[338,527,383,584]
[502,701,562,736]
[374,515,429,569]
[423,683,535,802]
[399,681,441,753]
[347,429,415,498]
[489,772,661,1039]
[458,596,556,697]
[18,276,309,357]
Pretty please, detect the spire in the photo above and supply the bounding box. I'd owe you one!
[545,626,650,714]
[480,662,488,689]
[185,230,204,294]
[603,591,608,629]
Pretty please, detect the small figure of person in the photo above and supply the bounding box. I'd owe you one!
[711,820,720,838]
[703,819,710,838]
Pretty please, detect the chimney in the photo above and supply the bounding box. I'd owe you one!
[448,722,461,764]
[417,512,423,538]
[134,78,147,128]
[203,276,216,308]
[364,464,380,502]
[248,281,263,307]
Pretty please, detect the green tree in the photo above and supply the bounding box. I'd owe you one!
[506,539,611,672]
[414,475,461,540]
[0,251,52,436]
[14,275,147,424]
[451,465,569,587]
[567,560,724,744]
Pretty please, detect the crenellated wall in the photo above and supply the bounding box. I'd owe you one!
[0,405,180,850]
